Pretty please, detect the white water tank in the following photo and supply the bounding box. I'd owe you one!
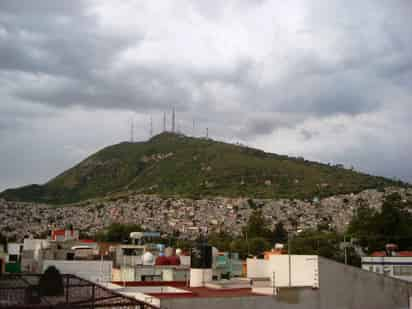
[190,269,213,287]
[142,252,154,265]
[130,232,143,239]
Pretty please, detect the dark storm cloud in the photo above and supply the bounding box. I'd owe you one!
[1,0,410,119]
[300,129,319,141]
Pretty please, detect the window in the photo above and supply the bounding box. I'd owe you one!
[8,255,18,262]
[123,248,143,256]
[393,266,412,276]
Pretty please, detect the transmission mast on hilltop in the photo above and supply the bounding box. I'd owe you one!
[163,112,167,132]
[171,108,176,132]
[150,116,153,137]
[130,118,134,143]
[192,119,195,136]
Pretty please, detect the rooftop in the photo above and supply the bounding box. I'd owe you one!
[111,280,262,299]
[371,251,412,257]
[0,274,156,308]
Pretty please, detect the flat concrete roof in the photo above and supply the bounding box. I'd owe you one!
[111,281,263,299]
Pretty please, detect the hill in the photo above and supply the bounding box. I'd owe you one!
[0,132,403,204]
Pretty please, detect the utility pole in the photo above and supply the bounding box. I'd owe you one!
[344,234,348,265]
[288,231,292,287]
[246,231,250,257]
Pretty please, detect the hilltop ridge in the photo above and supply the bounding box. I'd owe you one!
[0,132,403,204]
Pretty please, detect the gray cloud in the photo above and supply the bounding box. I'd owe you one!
[0,0,412,190]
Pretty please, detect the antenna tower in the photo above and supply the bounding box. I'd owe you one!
[172,108,176,132]
[163,112,166,132]
[130,118,134,142]
[193,119,195,136]
[150,116,153,137]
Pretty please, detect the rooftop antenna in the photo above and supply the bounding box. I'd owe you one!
[172,108,176,133]
[130,118,134,143]
[163,112,166,132]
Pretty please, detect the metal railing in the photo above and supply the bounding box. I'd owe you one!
[0,273,157,309]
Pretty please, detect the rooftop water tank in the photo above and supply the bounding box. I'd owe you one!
[130,232,144,239]
[142,252,154,265]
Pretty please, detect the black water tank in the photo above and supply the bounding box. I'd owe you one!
[191,245,212,268]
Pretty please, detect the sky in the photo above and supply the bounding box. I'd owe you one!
[0,0,411,191]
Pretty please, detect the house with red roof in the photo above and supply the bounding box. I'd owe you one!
[51,228,79,242]
[362,244,412,282]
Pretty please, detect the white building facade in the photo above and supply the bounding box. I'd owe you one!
[362,256,412,282]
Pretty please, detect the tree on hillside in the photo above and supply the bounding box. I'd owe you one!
[208,231,233,252]
[288,229,363,265]
[95,223,143,242]
[271,222,288,244]
[230,238,249,259]
[175,239,195,251]
[248,237,271,256]
[242,209,271,239]
[348,193,412,253]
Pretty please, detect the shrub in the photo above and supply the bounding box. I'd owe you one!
[38,266,64,297]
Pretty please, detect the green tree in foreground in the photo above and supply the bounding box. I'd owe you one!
[38,266,64,297]
[208,231,233,252]
[242,210,271,239]
[271,222,288,244]
[347,193,412,253]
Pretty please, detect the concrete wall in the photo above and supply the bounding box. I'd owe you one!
[247,255,319,288]
[317,257,412,309]
[362,256,412,282]
[161,293,320,309]
[162,257,412,309]
[247,258,269,278]
[42,260,112,283]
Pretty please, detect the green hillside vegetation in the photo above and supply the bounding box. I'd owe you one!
[0,132,403,204]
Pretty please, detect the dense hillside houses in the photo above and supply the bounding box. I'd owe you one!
[1,187,410,242]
